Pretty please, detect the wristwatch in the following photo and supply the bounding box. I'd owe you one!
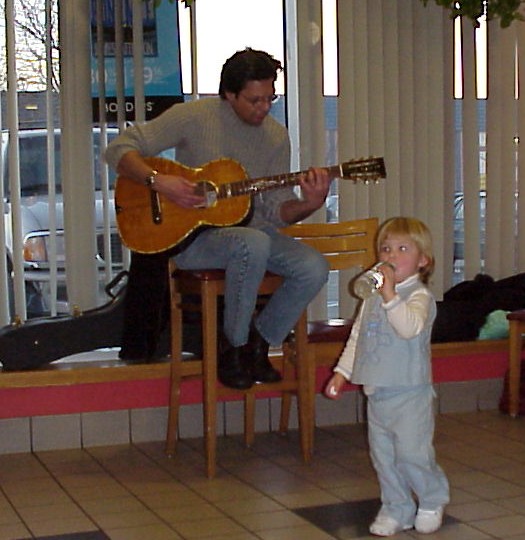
[144,169,158,187]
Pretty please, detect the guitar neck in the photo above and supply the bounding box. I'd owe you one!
[216,164,343,200]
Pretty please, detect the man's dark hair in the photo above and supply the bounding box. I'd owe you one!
[218,48,283,98]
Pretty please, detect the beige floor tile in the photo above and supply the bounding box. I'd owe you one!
[0,475,61,496]
[489,465,525,487]
[215,496,284,517]
[105,522,183,539]
[272,488,342,509]
[284,461,365,488]
[26,516,98,538]
[234,508,309,531]
[238,473,319,497]
[448,487,482,505]
[0,504,21,526]
[37,448,105,474]
[495,494,525,514]
[255,523,337,539]
[137,488,211,509]
[200,534,259,540]
[123,478,188,497]
[0,454,49,482]
[16,502,87,524]
[462,478,525,500]
[471,515,525,537]
[410,522,493,539]
[67,482,131,502]
[80,495,148,516]
[57,472,122,490]
[93,508,164,530]
[447,500,514,521]
[327,477,380,502]
[0,522,32,540]
[1,486,72,508]
[185,477,264,502]
[446,469,505,488]
[172,516,248,538]
[155,502,225,524]
[137,487,207,509]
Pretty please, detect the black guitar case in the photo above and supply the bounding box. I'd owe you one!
[0,271,131,371]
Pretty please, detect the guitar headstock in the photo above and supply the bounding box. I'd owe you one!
[339,157,386,183]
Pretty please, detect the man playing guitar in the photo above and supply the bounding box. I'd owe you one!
[105,48,331,389]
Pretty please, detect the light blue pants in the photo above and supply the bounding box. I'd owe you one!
[367,384,450,526]
[174,226,329,347]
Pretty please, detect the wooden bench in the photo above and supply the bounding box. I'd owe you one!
[0,358,170,388]
[0,339,510,415]
[0,339,508,385]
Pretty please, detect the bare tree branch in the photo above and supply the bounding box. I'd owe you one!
[0,0,59,92]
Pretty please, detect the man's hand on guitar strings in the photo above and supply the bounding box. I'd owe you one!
[154,174,206,209]
[299,167,331,211]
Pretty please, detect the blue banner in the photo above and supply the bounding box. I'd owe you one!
[91,0,183,122]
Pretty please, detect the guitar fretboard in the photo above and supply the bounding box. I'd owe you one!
[215,164,346,200]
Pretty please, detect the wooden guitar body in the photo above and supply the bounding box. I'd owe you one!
[115,157,252,254]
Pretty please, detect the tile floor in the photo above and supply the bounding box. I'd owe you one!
[0,410,525,539]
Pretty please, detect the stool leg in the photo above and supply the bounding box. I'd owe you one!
[508,320,523,418]
[278,352,294,434]
[166,288,182,457]
[202,281,218,478]
[294,311,313,462]
[305,346,316,455]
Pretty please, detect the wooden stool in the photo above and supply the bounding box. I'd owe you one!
[165,262,311,478]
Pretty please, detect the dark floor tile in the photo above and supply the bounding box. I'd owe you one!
[294,499,459,539]
[23,532,110,540]
[294,498,381,539]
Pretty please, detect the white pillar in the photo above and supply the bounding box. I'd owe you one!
[59,0,98,312]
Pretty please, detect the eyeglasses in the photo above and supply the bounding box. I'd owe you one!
[238,93,279,107]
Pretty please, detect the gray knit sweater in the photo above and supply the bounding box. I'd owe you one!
[105,97,294,229]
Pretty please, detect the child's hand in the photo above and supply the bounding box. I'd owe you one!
[378,262,396,302]
[324,373,346,399]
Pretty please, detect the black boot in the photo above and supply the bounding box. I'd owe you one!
[248,323,282,383]
[218,341,254,390]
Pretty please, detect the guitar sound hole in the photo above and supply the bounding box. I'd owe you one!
[194,180,217,208]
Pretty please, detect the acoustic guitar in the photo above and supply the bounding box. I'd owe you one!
[114,156,386,254]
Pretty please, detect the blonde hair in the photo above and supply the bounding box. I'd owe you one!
[376,217,435,284]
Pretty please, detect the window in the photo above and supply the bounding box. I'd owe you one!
[177,0,341,317]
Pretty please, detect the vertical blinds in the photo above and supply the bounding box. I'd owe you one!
[485,23,524,278]
[334,0,525,299]
[336,0,452,301]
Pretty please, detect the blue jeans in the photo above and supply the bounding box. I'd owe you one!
[174,226,329,347]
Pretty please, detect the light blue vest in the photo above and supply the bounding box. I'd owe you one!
[351,279,436,387]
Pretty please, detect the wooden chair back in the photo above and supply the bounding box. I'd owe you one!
[281,217,378,273]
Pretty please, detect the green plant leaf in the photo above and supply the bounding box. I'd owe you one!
[420,0,524,28]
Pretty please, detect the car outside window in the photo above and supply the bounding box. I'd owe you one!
[3,128,121,319]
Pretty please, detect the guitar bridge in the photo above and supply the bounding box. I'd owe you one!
[150,190,162,224]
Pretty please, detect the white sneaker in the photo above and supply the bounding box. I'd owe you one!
[369,515,412,537]
[415,507,444,534]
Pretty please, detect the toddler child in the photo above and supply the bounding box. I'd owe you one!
[325,216,449,536]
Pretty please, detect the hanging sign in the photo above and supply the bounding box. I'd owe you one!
[90,0,183,123]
